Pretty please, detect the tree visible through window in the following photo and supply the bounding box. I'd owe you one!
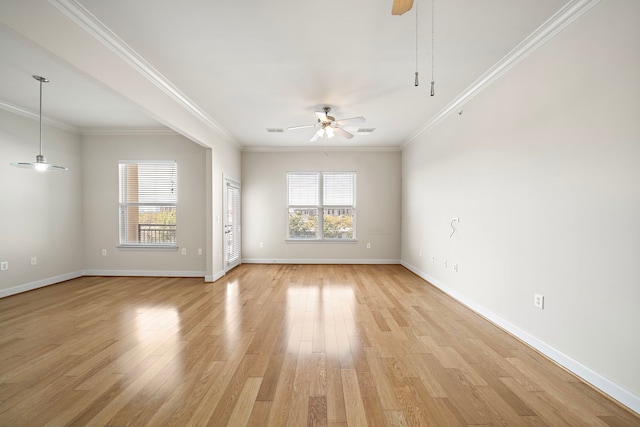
[287,172,356,240]
[119,161,177,246]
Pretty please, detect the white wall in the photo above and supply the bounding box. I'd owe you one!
[82,133,208,276]
[242,150,401,263]
[0,109,83,296]
[401,0,640,410]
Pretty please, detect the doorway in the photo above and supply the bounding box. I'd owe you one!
[224,177,241,272]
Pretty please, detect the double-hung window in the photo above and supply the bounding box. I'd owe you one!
[287,172,356,241]
[119,160,177,247]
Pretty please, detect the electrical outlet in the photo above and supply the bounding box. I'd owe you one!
[181,248,187,255]
[534,293,544,309]
[366,243,371,249]
[30,256,37,266]
[1,261,8,271]
[259,242,264,248]
[101,249,107,256]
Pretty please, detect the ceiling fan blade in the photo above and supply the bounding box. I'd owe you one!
[392,0,413,15]
[334,127,354,139]
[315,111,328,122]
[287,124,317,131]
[335,116,365,126]
[309,128,324,142]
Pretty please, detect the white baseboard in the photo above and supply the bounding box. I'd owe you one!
[83,269,205,278]
[242,258,401,265]
[0,271,84,298]
[205,269,227,283]
[400,260,640,415]
[2,269,214,298]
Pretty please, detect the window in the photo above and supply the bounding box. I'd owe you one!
[287,172,356,240]
[119,161,177,247]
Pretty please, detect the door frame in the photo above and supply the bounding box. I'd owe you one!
[223,175,241,272]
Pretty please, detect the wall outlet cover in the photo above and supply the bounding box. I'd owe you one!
[534,293,544,309]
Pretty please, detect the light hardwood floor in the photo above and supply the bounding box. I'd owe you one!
[0,264,637,426]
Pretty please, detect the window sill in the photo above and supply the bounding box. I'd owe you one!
[117,245,178,251]
[285,239,358,244]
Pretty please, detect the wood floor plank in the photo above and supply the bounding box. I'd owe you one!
[326,365,347,424]
[0,265,636,426]
[342,369,369,427]
[384,410,410,427]
[246,400,272,427]
[226,377,263,427]
[308,396,329,427]
[286,340,313,426]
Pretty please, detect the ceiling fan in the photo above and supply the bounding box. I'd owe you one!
[287,107,365,142]
[392,0,414,15]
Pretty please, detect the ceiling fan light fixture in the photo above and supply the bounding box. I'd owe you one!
[288,107,365,143]
[325,126,335,138]
[10,75,68,172]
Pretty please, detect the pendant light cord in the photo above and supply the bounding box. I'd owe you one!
[414,0,419,86]
[39,77,43,156]
[430,0,435,96]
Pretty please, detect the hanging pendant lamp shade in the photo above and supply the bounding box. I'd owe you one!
[10,75,68,171]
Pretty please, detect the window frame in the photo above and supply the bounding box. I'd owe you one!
[118,160,178,249]
[286,171,356,242]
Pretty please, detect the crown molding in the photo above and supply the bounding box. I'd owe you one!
[48,0,238,146]
[0,100,177,136]
[242,145,401,153]
[80,127,178,136]
[401,0,601,150]
[0,99,80,133]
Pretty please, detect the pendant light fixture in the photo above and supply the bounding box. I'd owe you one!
[10,75,68,171]
[412,0,435,95]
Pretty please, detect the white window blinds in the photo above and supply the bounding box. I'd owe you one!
[323,172,355,206]
[288,173,319,206]
[226,180,241,265]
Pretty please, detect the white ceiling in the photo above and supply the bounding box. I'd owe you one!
[0,0,568,149]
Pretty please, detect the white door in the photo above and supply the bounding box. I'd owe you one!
[224,178,241,271]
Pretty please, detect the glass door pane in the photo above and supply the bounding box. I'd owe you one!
[225,178,241,270]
